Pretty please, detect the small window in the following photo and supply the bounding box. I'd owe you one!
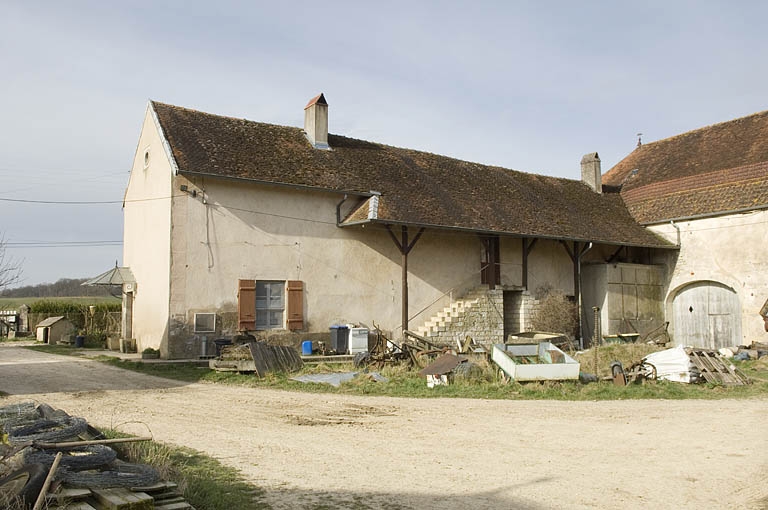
[255,281,284,329]
[194,313,216,333]
[143,148,151,169]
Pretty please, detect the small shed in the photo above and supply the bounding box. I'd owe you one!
[36,316,75,345]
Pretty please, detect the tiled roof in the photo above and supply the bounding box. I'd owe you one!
[152,101,673,248]
[604,110,768,224]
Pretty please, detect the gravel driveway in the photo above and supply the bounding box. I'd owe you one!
[2,344,767,509]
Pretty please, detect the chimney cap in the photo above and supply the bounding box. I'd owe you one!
[304,93,328,110]
[580,152,600,164]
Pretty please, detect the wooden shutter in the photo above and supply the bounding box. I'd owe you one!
[286,280,304,331]
[238,279,256,331]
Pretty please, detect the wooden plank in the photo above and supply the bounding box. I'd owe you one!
[48,487,92,503]
[131,481,178,493]
[92,488,154,510]
[50,503,97,510]
[154,496,186,504]
[154,502,192,510]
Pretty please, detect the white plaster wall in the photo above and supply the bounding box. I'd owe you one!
[169,178,484,337]
[650,209,768,345]
[123,107,173,352]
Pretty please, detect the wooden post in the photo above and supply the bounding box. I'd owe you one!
[386,225,425,336]
[33,452,63,510]
[401,226,409,333]
[522,238,538,290]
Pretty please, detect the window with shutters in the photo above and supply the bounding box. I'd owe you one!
[256,281,285,330]
[238,279,302,332]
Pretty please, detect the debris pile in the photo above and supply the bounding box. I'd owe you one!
[608,345,751,386]
[0,402,190,510]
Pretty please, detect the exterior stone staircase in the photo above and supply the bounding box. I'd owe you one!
[414,286,504,346]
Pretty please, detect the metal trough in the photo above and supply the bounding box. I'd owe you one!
[491,341,580,381]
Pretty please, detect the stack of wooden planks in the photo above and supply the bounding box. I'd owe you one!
[48,482,195,510]
[210,341,303,376]
[686,348,751,385]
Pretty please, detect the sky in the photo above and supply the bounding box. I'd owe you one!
[1,0,767,287]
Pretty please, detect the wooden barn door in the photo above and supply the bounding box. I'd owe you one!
[672,281,741,349]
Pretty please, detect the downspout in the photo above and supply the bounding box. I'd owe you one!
[670,220,681,247]
[335,194,348,227]
[577,242,594,350]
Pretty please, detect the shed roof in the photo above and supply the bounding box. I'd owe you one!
[151,101,673,248]
[36,316,67,328]
[604,110,768,224]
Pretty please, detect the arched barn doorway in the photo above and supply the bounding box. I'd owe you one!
[671,281,741,349]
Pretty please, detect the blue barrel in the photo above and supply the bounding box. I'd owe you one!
[75,336,85,348]
[301,340,313,356]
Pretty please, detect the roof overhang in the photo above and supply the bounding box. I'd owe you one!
[82,266,136,286]
[339,217,678,250]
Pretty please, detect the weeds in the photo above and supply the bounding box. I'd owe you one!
[102,429,269,509]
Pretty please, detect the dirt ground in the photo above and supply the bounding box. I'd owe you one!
[2,344,767,509]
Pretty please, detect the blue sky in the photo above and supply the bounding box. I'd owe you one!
[1,0,767,286]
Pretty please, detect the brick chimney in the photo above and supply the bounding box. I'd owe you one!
[581,152,601,193]
[304,93,329,149]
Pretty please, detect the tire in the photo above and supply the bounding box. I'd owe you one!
[0,463,48,509]
[353,351,371,368]
[24,444,117,472]
[60,461,160,489]
[8,417,88,445]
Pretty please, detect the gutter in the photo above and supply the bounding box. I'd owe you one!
[577,242,593,349]
[335,194,348,227]
[670,220,681,247]
[339,218,677,250]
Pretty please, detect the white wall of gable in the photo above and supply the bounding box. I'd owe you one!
[650,209,768,345]
[123,107,173,353]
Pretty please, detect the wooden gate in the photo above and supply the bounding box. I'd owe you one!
[672,281,741,349]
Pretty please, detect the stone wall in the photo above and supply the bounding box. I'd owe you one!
[429,289,505,347]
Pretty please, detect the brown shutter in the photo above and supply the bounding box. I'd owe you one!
[238,279,256,331]
[286,280,304,331]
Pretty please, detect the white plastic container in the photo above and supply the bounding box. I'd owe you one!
[348,327,369,354]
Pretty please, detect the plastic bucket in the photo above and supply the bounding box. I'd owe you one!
[301,340,313,356]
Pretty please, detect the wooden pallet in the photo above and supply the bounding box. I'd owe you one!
[48,482,196,510]
[686,348,751,385]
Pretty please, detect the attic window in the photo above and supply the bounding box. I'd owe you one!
[143,149,150,169]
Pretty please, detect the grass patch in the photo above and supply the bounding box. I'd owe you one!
[25,343,768,400]
[102,429,269,509]
[96,351,768,401]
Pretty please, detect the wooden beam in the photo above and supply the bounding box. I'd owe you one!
[559,240,575,262]
[522,238,538,290]
[606,245,624,263]
[385,225,425,335]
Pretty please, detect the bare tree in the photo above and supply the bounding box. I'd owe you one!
[0,235,22,292]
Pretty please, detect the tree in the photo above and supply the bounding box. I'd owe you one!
[0,235,22,292]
